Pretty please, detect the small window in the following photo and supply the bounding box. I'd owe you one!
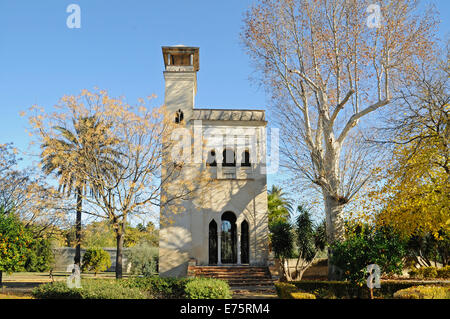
[222,149,236,167]
[175,109,184,123]
[241,150,251,167]
[206,150,217,167]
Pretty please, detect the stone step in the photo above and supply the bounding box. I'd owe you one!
[190,266,275,291]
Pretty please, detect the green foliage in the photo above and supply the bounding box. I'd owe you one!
[437,266,450,279]
[409,266,450,279]
[274,282,316,299]
[290,292,316,299]
[292,280,442,299]
[295,206,327,262]
[0,210,32,274]
[125,242,158,277]
[82,221,116,248]
[24,238,55,272]
[267,186,293,227]
[184,278,232,299]
[406,231,449,267]
[122,276,192,299]
[81,247,111,275]
[122,277,230,299]
[32,280,146,299]
[81,220,159,248]
[393,285,450,299]
[269,220,294,259]
[330,225,406,286]
[275,282,298,299]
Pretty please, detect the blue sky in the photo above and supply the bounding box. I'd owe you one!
[0,0,449,213]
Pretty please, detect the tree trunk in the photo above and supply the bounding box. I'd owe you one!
[74,187,82,267]
[324,194,345,280]
[115,224,125,279]
[0,271,2,288]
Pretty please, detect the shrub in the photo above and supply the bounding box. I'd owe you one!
[122,276,192,299]
[32,280,146,299]
[408,268,422,279]
[292,280,440,299]
[274,282,299,299]
[184,278,232,299]
[290,292,316,299]
[437,266,450,279]
[24,238,55,272]
[409,266,449,279]
[125,242,158,277]
[330,225,406,286]
[421,266,438,279]
[393,285,450,299]
[81,248,111,275]
[275,282,316,299]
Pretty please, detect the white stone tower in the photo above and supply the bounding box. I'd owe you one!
[159,46,269,278]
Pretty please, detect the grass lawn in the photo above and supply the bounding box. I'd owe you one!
[1,271,124,298]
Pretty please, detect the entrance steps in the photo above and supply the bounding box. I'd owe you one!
[188,266,276,295]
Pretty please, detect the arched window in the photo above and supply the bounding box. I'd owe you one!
[240,220,249,264]
[241,150,251,167]
[175,109,184,123]
[221,212,237,264]
[209,220,218,265]
[206,150,217,167]
[222,149,236,167]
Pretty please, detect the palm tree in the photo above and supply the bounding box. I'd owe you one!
[41,116,119,267]
[267,185,293,227]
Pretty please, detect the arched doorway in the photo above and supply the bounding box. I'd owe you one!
[221,212,237,264]
[208,220,218,265]
[240,220,249,264]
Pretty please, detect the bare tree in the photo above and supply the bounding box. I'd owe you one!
[242,0,438,278]
[28,89,209,279]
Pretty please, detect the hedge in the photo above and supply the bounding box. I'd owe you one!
[275,282,316,299]
[394,285,450,299]
[32,280,147,299]
[291,280,450,299]
[184,278,232,299]
[33,277,231,300]
[121,276,231,299]
[409,266,450,279]
[120,277,193,299]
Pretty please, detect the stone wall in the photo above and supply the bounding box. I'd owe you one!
[52,247,131,273]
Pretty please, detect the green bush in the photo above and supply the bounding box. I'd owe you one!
[122,276,192,299]
[32,280,146,299]
[292,280,442,299]
[437,266,450,279]
[421,266,438,279]
[275,282,316,299]
[393,285,450,299]
[81,248,111,275]
[184,278,231,299]
[290,292,316,299]
[409,266,449,279]
[275,282,298,299]
[408,268,422,279]
[330,225,406,286]
[123,276,231,299]
[125,242,158,277]
[24,238,55,272]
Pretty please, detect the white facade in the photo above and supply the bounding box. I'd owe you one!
[159,46,269,277]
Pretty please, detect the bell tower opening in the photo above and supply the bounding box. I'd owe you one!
[162,45,199,124]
